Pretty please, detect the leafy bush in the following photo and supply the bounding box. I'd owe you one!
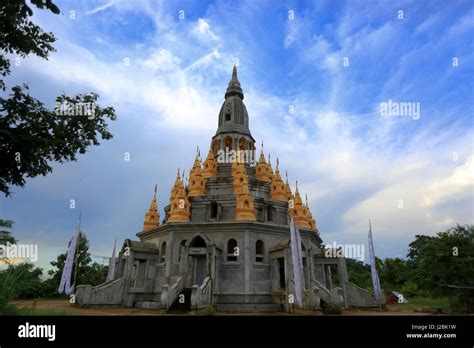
[447,290,474,314]
[400,281,419,297]
[203,305,217,316]
[0,267,20,314]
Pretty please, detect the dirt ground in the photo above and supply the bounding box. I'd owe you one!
[11,300,434,316]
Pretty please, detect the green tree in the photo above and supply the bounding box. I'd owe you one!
[0,0,116,196]
[48,232,108,294]
[378,257,408,292]
[0,219,16,245]
[407,224,474,312]
[346,259,372,290]
[0,263,43,299]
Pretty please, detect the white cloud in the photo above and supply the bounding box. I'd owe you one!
[415,14,440,35]
[86,1,115,15]
[191,18,220,42]
[141,49,181,72]
[422,155,474,208]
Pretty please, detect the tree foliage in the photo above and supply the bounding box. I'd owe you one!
[407,224,474,312]
[48,232,108,289]
[0,219,16,245]
[0,0,116,196]
[347,224,474,312]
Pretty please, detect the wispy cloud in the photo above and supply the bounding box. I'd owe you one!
[86,0,115,15]
[1,0,472,271]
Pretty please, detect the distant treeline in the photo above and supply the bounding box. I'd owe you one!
[346,224,473,313]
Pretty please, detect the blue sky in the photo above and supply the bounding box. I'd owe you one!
[1,0,473,272]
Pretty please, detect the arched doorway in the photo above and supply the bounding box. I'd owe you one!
[187,236,208,287]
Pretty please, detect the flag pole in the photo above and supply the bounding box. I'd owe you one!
[72,212,81,296]
[369,219,382,312]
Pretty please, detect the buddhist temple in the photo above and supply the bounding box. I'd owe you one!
[76,66,380,312]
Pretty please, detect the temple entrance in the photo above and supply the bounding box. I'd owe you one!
[278,257,285,289]
[193,255,206,285]
[187,236,208,287]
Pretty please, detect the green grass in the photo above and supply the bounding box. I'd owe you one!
[396,296,449,309]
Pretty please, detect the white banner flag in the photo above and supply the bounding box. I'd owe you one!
[290,215,304,308]
[58,218,80,295]
[368,220,381,302]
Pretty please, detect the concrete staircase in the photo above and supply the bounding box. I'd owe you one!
[216,294,283,312]
[168,288,192,313]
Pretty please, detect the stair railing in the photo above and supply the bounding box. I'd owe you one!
[190,276,211,309]
[160,276,183,310]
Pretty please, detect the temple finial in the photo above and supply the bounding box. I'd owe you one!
[232,64,238,78]
[225,65,243,99]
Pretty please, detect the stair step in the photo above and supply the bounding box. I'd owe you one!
[168,288,192,312]
[216,303,283,312]
[134,301,160,310]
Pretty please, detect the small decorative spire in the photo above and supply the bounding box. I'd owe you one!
[232,64,238,79]
[154,184,157,195]
[295,180,299,194]
[305,194,309,207]
[268,153,271,164]
[225,65,244,99]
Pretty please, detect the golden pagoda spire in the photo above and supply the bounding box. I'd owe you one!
[168,169,191,223]
[203,145,217,179]
[270,157,286,201]
[235,173,256,221]
[259,141,265,159]
[284,170,293,200]
[143,184,160,230]
[189,147,205,197]
[233,160,247,194]
[267,153,274,181]
[256,141,271,182]
[293,180,311,229]
[304,194,317,230]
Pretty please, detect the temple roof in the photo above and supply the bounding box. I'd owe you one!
[215,66,253,139]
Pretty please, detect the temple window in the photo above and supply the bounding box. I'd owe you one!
[256,240,264,262]
[160,242,166,263]
[178,240,187,262]
[227,239,238,261]
[210,202,218,220]
[225,113,231,122]
[266,205,274,222]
